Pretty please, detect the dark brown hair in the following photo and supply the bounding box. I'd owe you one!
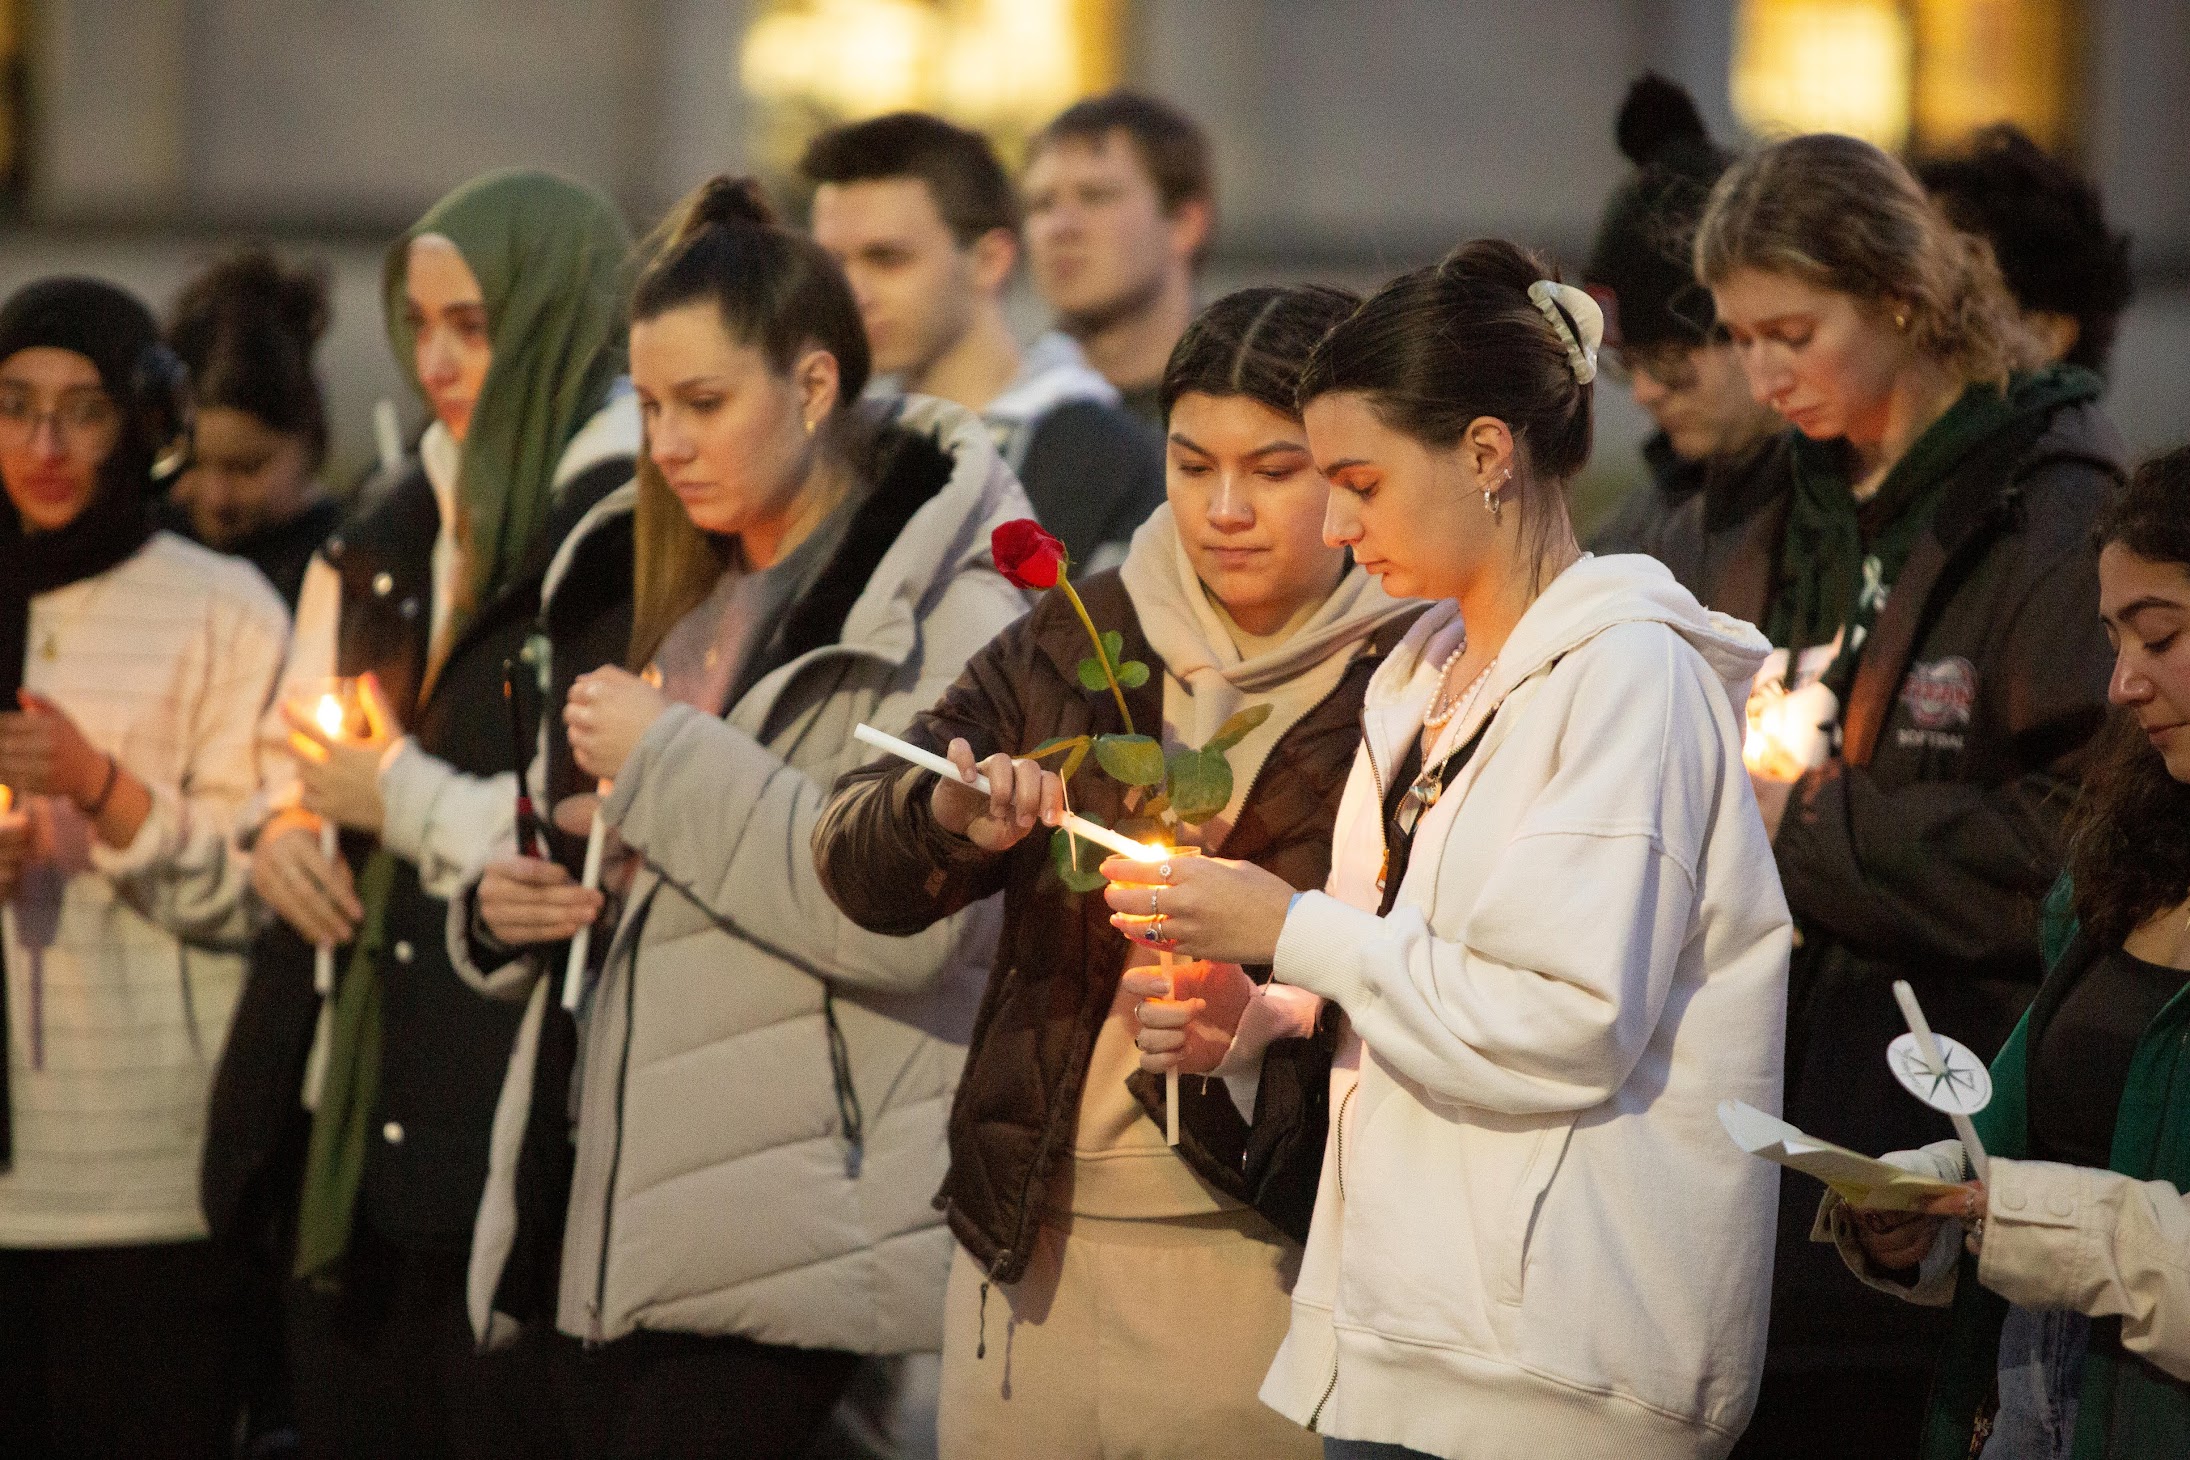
[1034,90,1214,246]
[2064,445,2190,945]
[1694,133,2039,387]
[798,111,1019,247]
[1160,283,1360,424]
[627,176,872,665]
[1298,238,1593,481]
[168,248,330,468]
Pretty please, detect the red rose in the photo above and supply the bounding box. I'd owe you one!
[991,519,1067,591]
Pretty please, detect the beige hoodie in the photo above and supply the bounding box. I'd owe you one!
[1067,503,1415,1219]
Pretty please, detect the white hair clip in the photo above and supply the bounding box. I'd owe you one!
[1527,280,1603,386]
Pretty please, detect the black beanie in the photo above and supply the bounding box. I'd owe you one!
[1584,75,1729,349]
[0,276,180,492]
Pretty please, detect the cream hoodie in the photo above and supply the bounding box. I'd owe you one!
[1257,553,1790,1460]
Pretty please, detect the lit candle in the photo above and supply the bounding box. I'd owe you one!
[1743,679,1837,783]
[290,682,362,997]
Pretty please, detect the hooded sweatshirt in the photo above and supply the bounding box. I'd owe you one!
[982,332,1164,571]
[1069,505,1411,1218]
[1256,553,1791,1460]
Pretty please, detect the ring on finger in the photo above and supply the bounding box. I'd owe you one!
[1158,862,1172,880]
[1149,887,1162,916]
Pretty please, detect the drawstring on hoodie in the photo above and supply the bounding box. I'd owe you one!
[822,987,864,1179]
[976,1278,991,1359]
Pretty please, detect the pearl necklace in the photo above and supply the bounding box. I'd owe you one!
[1423,649,1494,731]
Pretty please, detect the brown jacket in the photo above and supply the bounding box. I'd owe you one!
[814,571,1416,1285]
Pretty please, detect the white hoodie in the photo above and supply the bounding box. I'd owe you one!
[1256,554,1790,1459]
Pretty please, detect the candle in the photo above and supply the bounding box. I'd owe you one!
[289,682,363,996]
[562,778,612,1013]
[1891,980,1989,1183]
[851,723,1162,863]
[1743,680,1837,783]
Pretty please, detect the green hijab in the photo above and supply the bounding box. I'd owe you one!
[384,168,632,617]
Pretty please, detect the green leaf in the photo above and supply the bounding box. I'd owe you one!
[1048,824,1109,893]
[1205,702,1273,754]
[1094,733,1166,787]
[1165,747,1233,823]
[1030,734,1092,783]
[1114,658,1151,690]
[1077,657,1111,693]
[1100,629,1124,664]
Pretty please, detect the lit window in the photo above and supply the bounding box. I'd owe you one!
[1732,0,2083,156]
[740,0,1121,172]
[1732,0,1915,148]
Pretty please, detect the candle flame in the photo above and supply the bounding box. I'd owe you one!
[315,693,345,739]
[0,783,12,815]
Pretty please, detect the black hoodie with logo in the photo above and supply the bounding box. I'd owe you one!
[1720,367,2125,1375]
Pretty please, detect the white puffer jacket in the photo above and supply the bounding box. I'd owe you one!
[1258,554,1791,1460]
[453,396,1031,1351]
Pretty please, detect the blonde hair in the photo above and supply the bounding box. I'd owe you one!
[1694,133,2040,388]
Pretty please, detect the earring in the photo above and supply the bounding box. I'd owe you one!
[1894,308,1911,332]
[803,416,817,437]
[1481,466,1511,523]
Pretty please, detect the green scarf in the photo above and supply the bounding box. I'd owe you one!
[383,168,632,620]
[1765,364,2103,691]
[292,850,397,1285]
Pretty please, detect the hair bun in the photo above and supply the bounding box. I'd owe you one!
[1615,73,1709,168]
[676,176,778,242]
[179,249,330,349]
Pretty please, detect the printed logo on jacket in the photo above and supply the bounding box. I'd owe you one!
[1896,656,1977,751]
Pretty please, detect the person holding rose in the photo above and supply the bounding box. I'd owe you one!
[448,176,1029,1458]
[1824,446,2190,1459]
[0,277,288,1457]
[1102,242,1790,1459]
[813,283,1420,1460]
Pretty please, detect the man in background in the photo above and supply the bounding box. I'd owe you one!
[804,111,1163,568]
[1583,73,1786,577]
[1021,91,1215,430]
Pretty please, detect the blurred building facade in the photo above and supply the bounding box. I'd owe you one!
[2,0,2184,501]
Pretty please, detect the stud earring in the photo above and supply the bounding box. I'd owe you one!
[1893,308,1911,332]
[803,416,817,437]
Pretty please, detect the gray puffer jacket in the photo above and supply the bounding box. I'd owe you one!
[451,396,1031,1351]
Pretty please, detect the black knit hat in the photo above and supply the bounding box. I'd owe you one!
[0,276,190,490]
[1584,75,1728,349]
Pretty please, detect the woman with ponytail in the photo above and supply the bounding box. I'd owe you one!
[1098,242,1789,1458]
[451,176,1030,1457]
[0,277,288,1456]
[166,247,340,608]
[1695,134,2123,1456]
[230,169,641,1460]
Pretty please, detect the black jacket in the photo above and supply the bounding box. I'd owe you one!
[1007,399,1165,568]
[1598,430,1795,624]
[201,456,631,1265]
[1751,394,2125,1371]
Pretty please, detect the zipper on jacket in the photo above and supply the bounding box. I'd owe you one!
[1359,705,1392,895]
[1305,1080,1359,1434]
[587,916,643,1348]
[975,1248,1009,1360]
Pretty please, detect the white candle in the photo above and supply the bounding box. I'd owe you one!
[562,778,612,1012]
[1891,980,1989,1183]
[310,689,347,996]
[1160,949,1181,1145]
[851,723,1159,863]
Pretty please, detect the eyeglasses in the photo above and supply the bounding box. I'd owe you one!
[1603,343,1703,393]
[0,385,122,449]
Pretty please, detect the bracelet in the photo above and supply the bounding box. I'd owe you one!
[83,753,120,819]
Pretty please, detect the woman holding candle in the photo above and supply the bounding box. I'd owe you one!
[812,284,1419,1460]
[223,169,641,1460]
[451,176,1029,1458]
[1823,445,2190,1458]
[0,277,289,1457]
[1101,242,1791,1459]
[1689,134,2122,1455]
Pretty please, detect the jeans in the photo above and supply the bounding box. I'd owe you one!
[1982,1305,2090,1460]
[1323,1440,1444,1460]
